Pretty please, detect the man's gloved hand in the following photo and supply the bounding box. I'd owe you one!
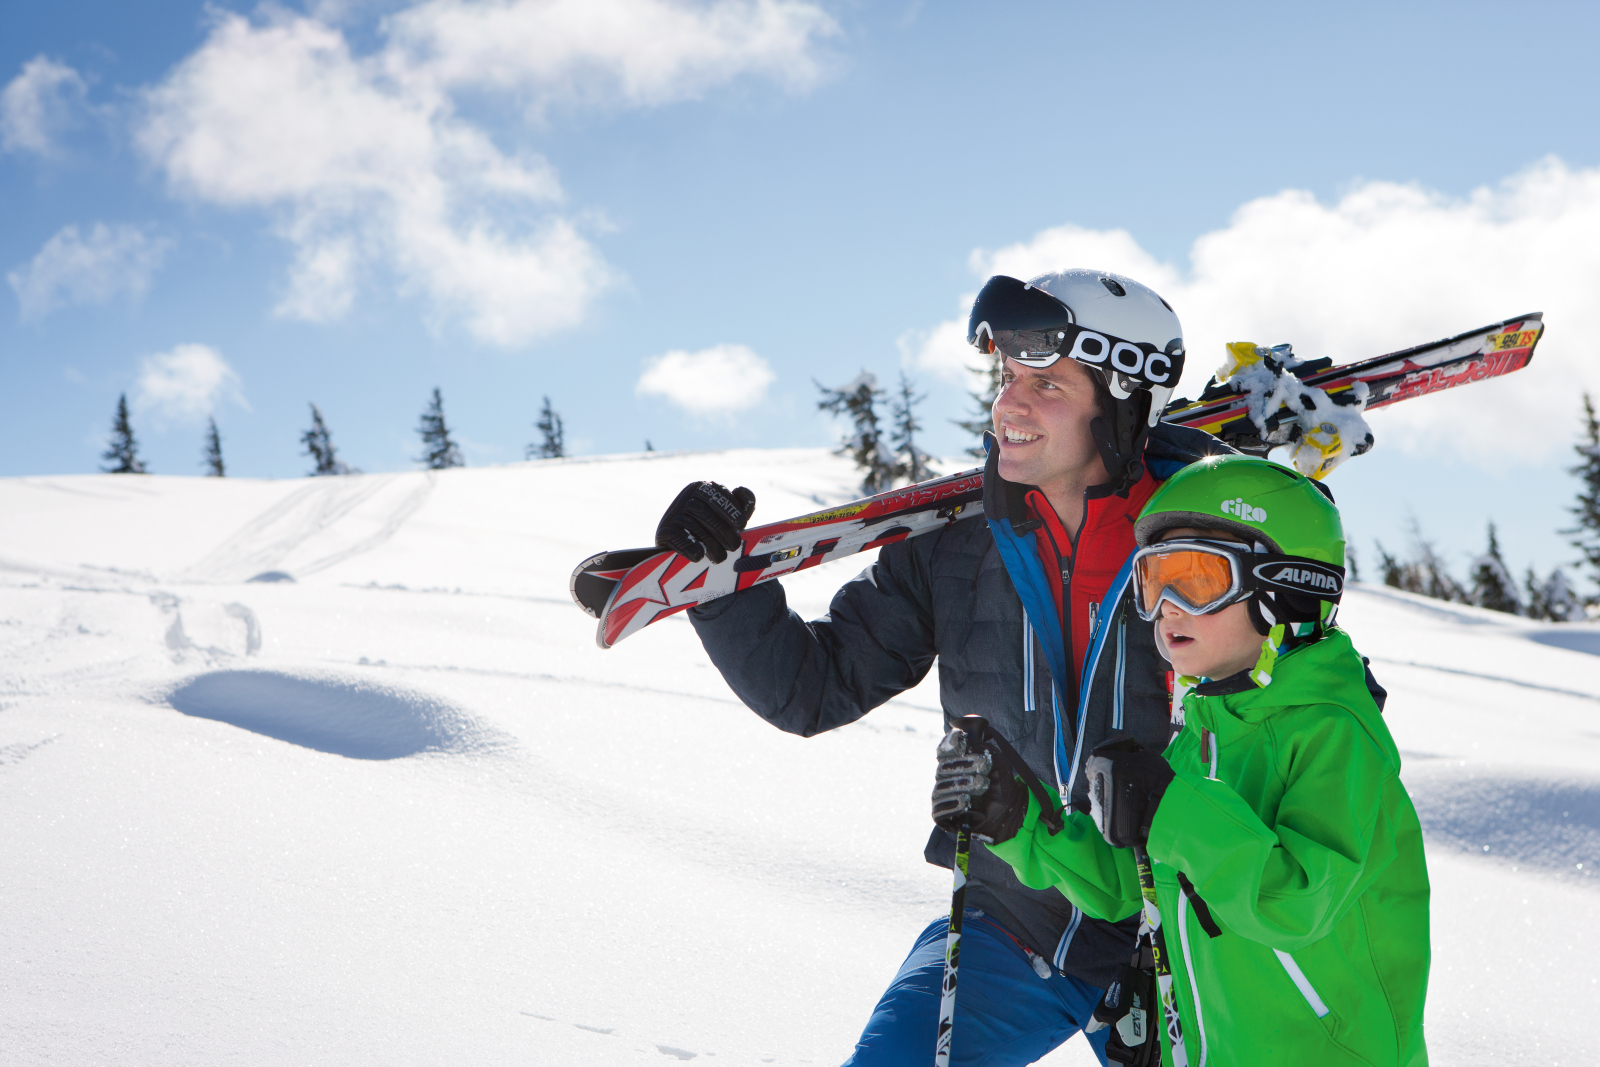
[654,481,757,564]
[931,727,1028,844]
[1082,736,1175,849]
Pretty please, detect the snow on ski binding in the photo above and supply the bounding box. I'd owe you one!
[1209,340,1375,480]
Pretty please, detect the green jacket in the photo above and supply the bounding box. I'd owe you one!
[989,629,1429,1066]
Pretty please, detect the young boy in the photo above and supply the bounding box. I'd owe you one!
[932,455,1429,1066]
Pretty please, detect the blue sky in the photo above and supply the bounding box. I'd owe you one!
[6,0,1600,589]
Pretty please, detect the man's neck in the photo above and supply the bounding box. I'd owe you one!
[1033,467,1106,541]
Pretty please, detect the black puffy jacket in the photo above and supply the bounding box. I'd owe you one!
[689,423,1229,986]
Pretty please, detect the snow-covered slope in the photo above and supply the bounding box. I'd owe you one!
[0,451,1595,1065]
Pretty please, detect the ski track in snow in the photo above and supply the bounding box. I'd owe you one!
[0,454,1597,1066]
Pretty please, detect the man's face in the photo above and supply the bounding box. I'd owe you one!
[991,357,1106,490]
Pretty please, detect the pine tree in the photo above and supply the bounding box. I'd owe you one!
[1542,568,1583,622]
[817,372,896,494]
[952,353,1002,458]
[302,403,343,476]
[890,371,933,485]
[1345,543,1361,583]
[1468,522,1520,614]
[416,388,464,469]
[528,396,565,459]
[201,417,225,478]
[1566,391,1600,602]
[1375,542,1403,589]
[1374,522,1465,603]
[1524,566,1549,620]
[101,394,146,474]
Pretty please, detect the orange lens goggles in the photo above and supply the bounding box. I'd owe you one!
[1133,544,1243,621]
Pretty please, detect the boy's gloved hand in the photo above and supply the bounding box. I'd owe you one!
[654,481,756,564]
[1085,964,1159,1067]
[931,728,1028,844]
[1082,736,1174,849]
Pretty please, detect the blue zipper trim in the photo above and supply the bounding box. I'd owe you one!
[1113,614,1128,731]
[1062,554,1136,801]
[1022,614,1036,715]
[987,516,1071,700]
[1053,907,1085,972]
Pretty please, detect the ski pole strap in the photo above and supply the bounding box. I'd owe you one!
[983,728,1065,834]
[1177,871,1222,938]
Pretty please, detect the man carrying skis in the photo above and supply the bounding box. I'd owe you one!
[655,269,1225,1065]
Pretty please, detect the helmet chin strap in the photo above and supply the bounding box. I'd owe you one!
[1245,591,1330,687]
[1087,397,1153,495]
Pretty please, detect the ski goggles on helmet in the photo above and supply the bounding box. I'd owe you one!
[966,275,1181,388]
[1132,540,1346,622]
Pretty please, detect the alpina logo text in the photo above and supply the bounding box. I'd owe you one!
[1270,566,1339,591]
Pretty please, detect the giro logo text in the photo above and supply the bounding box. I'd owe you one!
[1221,498,1267,522]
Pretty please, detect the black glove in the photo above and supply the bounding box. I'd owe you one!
[931,727,1029,844]
[654,481,756,564]
[1082,736,1175,849]
[1086,964,1159,1066]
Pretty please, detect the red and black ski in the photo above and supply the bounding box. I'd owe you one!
[577,313,1541,648]
[1161,313,1543,446]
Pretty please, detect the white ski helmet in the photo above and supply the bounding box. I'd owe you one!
[967,268,1185,490]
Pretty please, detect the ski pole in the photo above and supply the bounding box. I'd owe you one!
[1131,841,1188,1067]
[935,714,987,1067]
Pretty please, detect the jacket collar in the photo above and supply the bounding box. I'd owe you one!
[980,431,1123,530]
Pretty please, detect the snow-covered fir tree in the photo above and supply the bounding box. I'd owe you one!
[1468,522,1520,614]
[202,417,225,478]
[101,394,146,474]
[1376,523,1466,603]
[817,372,895,494]
[302,404,345,476]
[953,354,1002,458]
[890,372,933,485]
[417,388,464,470]
[1528,568,1584,622]
[529,397,564,459]
[1567,392,1600,603]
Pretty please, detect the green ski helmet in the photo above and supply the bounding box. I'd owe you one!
[1135,454,1346,639]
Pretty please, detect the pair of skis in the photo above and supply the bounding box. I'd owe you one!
[572,313,1543,649]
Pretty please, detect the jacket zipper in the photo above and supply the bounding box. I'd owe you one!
[1176,890,1210,1067]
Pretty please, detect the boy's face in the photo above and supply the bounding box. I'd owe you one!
[1155,600,1263,680]
[1148,526,1266,680]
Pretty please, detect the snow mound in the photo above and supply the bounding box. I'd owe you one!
[166,670,498,759]
[1407,764,1600,886]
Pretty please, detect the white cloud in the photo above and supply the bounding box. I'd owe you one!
[0,56,87,156]
[911,157,1600,465]
[135,344,247,424]
[8,223,172,322]
[636,343,775,414]
[386,0,838,108]
[136,2,835,347]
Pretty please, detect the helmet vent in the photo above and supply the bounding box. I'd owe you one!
[1099,276,1126,297]
[1158,296,1173,312]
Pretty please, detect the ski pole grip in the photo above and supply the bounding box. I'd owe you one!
[956,714,989,750]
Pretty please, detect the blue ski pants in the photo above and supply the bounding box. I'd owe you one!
[842,910,1112,1067]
